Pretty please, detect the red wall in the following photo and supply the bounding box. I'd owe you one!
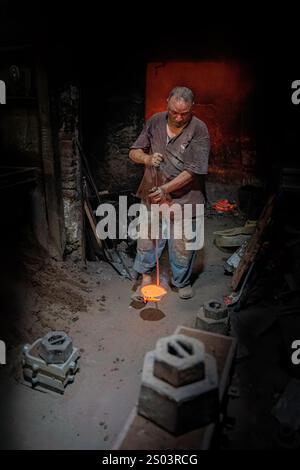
[145,61,255,181]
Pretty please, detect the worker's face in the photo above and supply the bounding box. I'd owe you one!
[167,97,193,128]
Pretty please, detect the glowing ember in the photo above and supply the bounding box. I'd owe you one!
[141,284,167,303]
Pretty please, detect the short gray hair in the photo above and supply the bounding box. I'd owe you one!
[168,87,194,105]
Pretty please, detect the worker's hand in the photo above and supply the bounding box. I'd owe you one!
[148,186,167,204]
[146,152,163,167]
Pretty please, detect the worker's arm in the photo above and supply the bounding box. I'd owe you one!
[149,170,194,203]
[162,170,193,194]
[129,149,163,167]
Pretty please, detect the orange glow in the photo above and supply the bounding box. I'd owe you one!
[146,61,253,118]
[145,61,255,180]
[141,284,167,302]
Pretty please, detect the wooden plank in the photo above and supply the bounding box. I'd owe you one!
[113,326,236,450]
[36,61,65,259]
[231,195,275,291]
[84,199,103,249]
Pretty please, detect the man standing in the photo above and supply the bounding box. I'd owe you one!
[129,87,210,299]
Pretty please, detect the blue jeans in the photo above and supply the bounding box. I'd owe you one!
[133,214,201,288]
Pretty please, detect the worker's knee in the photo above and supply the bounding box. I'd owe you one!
[170,240,194,268]
[137,238,155,253]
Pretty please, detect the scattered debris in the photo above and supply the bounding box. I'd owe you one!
[214,220,256,249]
[79,138,136,280]
[231,195,276,291]
[224,262,255,307]
[224,241,248,274]
[212,199,237,213]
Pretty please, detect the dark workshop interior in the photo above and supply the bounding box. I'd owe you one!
[0,4,300,450]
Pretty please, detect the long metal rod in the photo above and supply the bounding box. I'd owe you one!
[78,139,134,279]
[76,138,101,204]
[155,167,160,287]
[156,238,159,286]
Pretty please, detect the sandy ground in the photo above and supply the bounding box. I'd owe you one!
[0,212,242,450]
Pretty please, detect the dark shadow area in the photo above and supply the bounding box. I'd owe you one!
[0,4,299,450]
[140,307,166,322]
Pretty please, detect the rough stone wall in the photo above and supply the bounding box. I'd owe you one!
[145,61,258,185]
[58,85,83,260]
[0,107,40,166]
[103,94,144,193]
[85,91,145,195]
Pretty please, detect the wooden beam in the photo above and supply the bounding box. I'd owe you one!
[36,60,65,259]
[231,195,275,291]
[83,199,103,249]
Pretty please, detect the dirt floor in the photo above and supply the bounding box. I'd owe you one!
[0,206,244,450]
[1,185,297,450]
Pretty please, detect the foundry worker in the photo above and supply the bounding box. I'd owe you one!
[129,86,210,300]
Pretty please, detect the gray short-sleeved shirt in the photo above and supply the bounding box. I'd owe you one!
[130,112,210,209]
